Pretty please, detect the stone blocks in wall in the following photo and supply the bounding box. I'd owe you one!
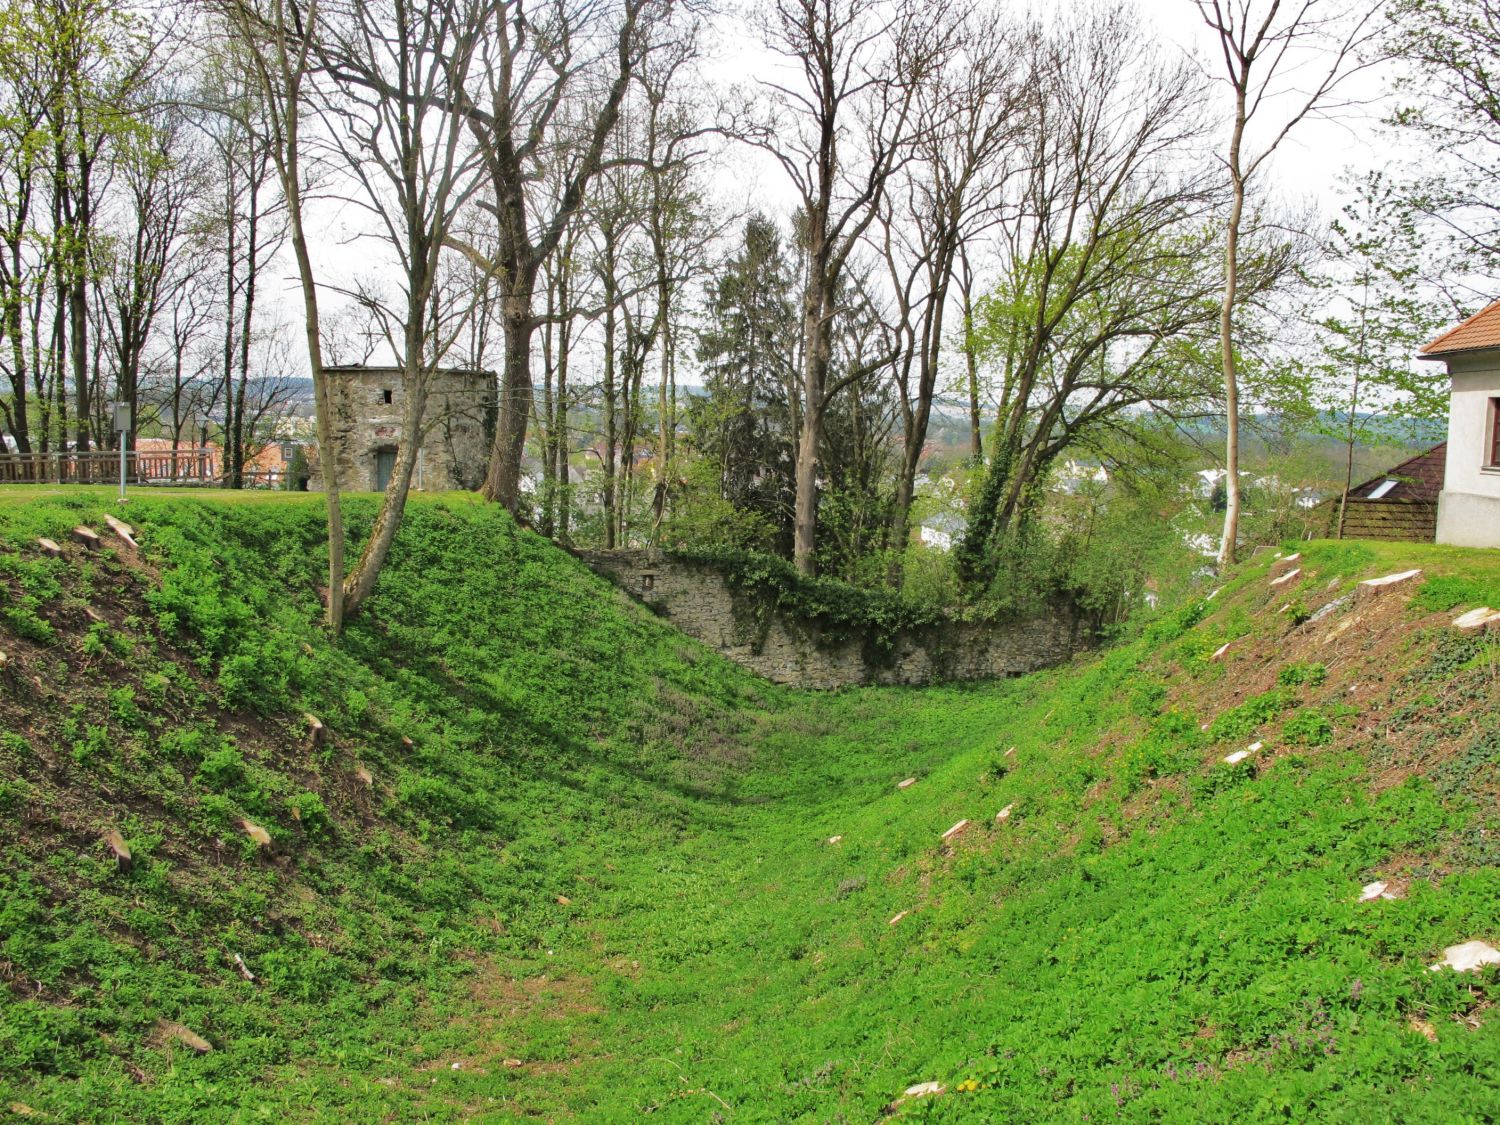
[310,365,494,492]
[577,549,1083,688]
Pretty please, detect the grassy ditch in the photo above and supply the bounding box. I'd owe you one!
[0,492,1497,1120]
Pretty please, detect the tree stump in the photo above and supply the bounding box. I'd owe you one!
[104,829,132,872]
[156,1019,213,1054]
[104,514,137,548]
[71,526,101,551]
[1357,569,1422,601]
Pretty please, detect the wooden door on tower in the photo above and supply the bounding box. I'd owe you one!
[375,448,396,492]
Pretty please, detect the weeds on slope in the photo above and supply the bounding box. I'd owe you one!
[1,498,1499,1121]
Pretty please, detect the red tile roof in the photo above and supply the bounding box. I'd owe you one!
[1348,442,1446,503]
[1420,300,1500,356]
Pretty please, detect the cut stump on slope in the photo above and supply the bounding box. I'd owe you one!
[104,829,132,872]
[156,1020,213,1054]
[941,819,969,842]
[1269,553,1302,578]
[1357,569,1422,601]
[104,514,137,548]
[1453,607,1500,632]
[1430,940,1500,973]
[1269,568,1302,590]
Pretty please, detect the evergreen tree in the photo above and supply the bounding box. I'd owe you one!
[685,215,800,551]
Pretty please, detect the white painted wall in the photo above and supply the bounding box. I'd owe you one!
[1437,354,1500,547]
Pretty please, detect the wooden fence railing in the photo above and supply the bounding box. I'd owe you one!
[0,448,225,485]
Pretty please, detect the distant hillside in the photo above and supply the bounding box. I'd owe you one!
[1,492,1498,1119]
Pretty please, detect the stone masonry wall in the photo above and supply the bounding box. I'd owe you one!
[312,366,494,492]
[577,549,1084,689]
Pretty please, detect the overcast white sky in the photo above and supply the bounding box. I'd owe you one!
[702,0,1409,225]
[299,0,1418,380]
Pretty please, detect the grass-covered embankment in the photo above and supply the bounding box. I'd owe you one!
[2,490,1499,1121]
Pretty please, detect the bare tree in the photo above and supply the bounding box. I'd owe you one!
[0,13,48,457]
[194,47,290,489]
[41,0,162,454]
[0,0,159,460]
[874,14,1023,558]
[217,0,348,629]
[1195,0,1384,567]
[746,0,938,574]
[425,0,684,514]
[96,98,210,453]
[955,7,1234,584]
[314,0,489,616]
[142,266,220,460]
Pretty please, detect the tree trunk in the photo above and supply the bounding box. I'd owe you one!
[264,13,345,633]
[482,291,534,511]
[793,396,822,574]
[793,278,830,575]
[890,268,949,555]
[1216,97,1247,571]
[554,299,572,544]
[537,282,557,536]
[70,277,87,454]
[1336,297,1370,540]
[3,281,30,455]
[601,259,618,548]
[650,314,672,544]
[221,161,238,485]
[959,253,981,462]
[1337,401,1356,541]
[1217,178,1243,571]
[343,344,428,615]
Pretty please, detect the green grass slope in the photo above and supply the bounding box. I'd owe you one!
[1,492,1499,1122]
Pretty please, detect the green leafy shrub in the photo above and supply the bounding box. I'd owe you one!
[1142,599,1206,645]
[218,636,299,712]
[286,791,331,835]
[70,724,112,767]
[196,744,247,791]
[1129,680,1167,718]
[394,774,501,832]
[157,726,220,763]
[107,687,146,734]
[81,623,108,657]
[1207,687,1296,742]
[1121,710,1203,789]
[1278,662,1328,688]
[1284,709,1334,747]
[1413,574,1500,614]
[0,1001,94,1077]
[3,603,55,644]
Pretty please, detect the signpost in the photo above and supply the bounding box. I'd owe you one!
[112,402,131,504]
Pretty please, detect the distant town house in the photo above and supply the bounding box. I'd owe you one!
[1419,303,1500,548]
[1330,443,1446,544]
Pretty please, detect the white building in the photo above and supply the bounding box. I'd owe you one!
[1419,303,1500,548]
